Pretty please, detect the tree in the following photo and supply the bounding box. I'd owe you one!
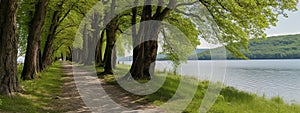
[102,0,118,74]
[17,0,35,58]
[68,0,100,65]
[124,0,298,80]
[21,0,48,80]
[98,0,133,74]
[126,0,176,80]
[0,0,20,95]
[197,0,298,58]
[40,0,86,70]
[41,0,68,71]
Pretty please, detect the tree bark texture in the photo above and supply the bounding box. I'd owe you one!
[0,0,20,96]
[41,1,67,71]
[103,19,118,74]
[21,0,48,80]
[41,10,60,71]
[128,0,176,80]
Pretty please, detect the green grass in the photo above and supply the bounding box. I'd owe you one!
[0,62,64,113]
[97,64,300,113]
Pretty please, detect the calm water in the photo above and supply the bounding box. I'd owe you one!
[122,60,300,104]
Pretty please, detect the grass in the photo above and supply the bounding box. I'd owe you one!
[97,64,300,113]
[0,62,64,113]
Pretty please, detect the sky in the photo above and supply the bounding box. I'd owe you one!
[266,3,300,36]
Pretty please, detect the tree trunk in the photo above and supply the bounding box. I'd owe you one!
[40,1,68,71]
[80,24,89,65]
[61,53,64,61]
[102,0,118,74]
[76,49,82,63]
[66,46,72,61]
[38,47,42,72]
[129,22,161,80]
[95,30,105,66]
[73,48,80,63]
[86,34,95,65]
[103,19,118,74]
[21,0,48,80]
[128,1,154,80]
[128,0,175,80]
[41,10,60,71]
[0,0,20,96]
[112,45,117,69]
[93,10,104,66]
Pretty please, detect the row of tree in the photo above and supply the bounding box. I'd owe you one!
[198,34,300,60]
[0,0,298,96]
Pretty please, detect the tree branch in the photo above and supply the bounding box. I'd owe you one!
[155,0,164,14]
[154,0,176,20]
[174,8,205,22]
[176,1,198,8]
[58,4,74,24]
[55,24,78,36]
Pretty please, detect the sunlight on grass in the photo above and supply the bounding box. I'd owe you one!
[0,62,64,113]
[97,64,300,113]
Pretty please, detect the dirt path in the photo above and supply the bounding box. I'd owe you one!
[53,62,91,113]
[55,62,163,113]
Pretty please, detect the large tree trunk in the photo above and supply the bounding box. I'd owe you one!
[129,22,161,80]
[21,0,48,80]
[103,19,118,74]
[128,0,175,80]
[129,1,156,80]
[0,0,20,96]
[102,0,118,74]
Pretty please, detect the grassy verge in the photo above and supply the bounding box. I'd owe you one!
[96,64,300,113]
[0,62,64,113]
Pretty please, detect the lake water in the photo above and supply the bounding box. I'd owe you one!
[122,60,300,104]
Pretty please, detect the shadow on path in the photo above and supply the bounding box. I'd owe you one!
[58,62,163,113]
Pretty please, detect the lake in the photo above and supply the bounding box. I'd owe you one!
[121,60,300,104]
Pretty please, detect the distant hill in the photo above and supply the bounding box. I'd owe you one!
[198,34,300,60]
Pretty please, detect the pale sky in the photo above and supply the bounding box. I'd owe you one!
[266,3,300,36]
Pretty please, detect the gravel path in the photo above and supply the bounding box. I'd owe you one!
[54,62,163,113]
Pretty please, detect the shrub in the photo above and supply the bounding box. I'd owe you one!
[220,86,254,102]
